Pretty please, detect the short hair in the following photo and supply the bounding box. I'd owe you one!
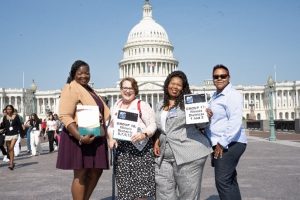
[120,77,139,96]
[212,64,230,76]
[67,60,89,83]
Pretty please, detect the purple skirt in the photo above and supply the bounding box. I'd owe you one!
[56,129,109,170]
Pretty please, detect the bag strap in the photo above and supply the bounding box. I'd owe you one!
[137,100,142,118]
[137,100,146,125]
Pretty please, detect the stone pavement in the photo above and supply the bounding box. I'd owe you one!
[1,132,300,200]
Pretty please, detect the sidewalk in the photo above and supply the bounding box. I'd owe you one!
[1,133,300,200]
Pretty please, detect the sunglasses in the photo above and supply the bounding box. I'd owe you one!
[213,74,228,80]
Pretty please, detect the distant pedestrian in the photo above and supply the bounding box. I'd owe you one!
[0,105,23,170]
[13,109,24,157]
[24,115,33,153]
[0,108,9,163]
[29,113,42,156]
[45,114,57,153]
[206,64,247,200]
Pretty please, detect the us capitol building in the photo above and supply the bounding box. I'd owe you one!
[1,0,300,122]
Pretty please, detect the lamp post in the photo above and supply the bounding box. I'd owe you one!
[31,80,37,114]
[267,76,276,141]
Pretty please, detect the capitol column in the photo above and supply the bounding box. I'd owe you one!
[151,94,154,108]
[296,89,299,118]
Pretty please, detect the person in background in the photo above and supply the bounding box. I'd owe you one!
[107,77,157,200]
[30,113,42,156]
[13,109,23,157]
[206,64,247,200]
[153,71,212,200]
[41,118,47,137]
[1,105,23,170]
[53,113,62,150]
[56,60,110,200]
[45,113,57,153]
[24,115,32,154]
[0,108,9,163]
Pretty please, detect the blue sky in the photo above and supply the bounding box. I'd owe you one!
[1,0,299,90]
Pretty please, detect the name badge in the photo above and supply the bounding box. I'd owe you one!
[33,127,37,130]
[168,108,177,118]
[9,127,13,131]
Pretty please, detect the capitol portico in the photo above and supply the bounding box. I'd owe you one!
[1,0,300,123]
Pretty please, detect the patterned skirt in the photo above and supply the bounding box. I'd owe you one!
[114,140,155,200]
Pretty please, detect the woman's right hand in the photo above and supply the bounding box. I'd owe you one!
[108,138,118,149]
[153,138,160,156]
[81,135,95,144]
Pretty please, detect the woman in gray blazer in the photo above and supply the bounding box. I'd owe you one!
[153,71,212,200]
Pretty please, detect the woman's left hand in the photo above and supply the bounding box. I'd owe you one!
[206,108,213,119]
[131,133,146,143]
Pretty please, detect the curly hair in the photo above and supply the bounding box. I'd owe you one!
[162,70,191,110]
[66,60,89,83]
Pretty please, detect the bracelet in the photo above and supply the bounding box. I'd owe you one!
[78,136,83,146]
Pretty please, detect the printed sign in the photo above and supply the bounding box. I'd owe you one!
[113,109,139,141]
[184,94,209,124]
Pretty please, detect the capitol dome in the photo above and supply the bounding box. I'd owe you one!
[126,2,170,45]
[119,0,178,85]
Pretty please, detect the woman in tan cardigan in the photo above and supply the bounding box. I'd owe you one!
[56,60,110,200]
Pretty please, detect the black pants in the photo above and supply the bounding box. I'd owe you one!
[0,145,8,156]
[47,131,55,152]
[213,142,246,200]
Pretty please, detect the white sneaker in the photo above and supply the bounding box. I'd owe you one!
[3,155,10,162]
[54,146,58,151]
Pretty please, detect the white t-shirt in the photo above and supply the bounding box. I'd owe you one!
[47,120,57,131]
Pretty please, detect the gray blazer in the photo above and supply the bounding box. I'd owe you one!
[155,101,212,166]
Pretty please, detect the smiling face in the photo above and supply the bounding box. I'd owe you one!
[213,68,230,93]
[74,65,90,86]
[120,80,136,103]
[167,76,183,99]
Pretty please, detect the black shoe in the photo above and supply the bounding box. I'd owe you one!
[8,163,15,170]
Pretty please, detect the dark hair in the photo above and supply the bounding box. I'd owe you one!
[48,114,55,121]
[31,113,39,122]
[212,64,230,76]
[5,105,15,113]
[120,77,139,95]
[67,60,89,83]
[162,70,191,110]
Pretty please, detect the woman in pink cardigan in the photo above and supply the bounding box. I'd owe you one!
[56,60,110,200]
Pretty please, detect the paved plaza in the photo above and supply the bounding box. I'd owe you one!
[0,131,300,200]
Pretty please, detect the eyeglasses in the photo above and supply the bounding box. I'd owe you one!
[121,87,134,91]
[213,74,228,80]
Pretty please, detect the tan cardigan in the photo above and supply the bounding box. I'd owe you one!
[59,80,110,128]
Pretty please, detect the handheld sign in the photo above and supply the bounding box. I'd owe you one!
[184,94,209,124]
[76,105,103,137]
[113,109,139,141]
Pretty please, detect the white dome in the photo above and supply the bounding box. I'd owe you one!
[119,0,178,86]
[126,1,171,45]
